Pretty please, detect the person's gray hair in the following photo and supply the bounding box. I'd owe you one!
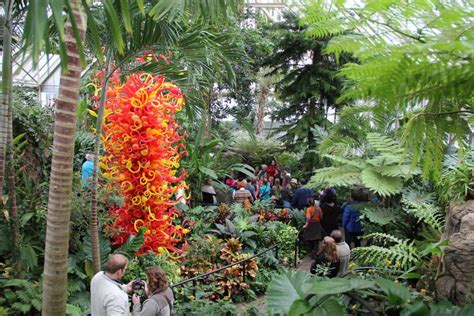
[330,230,343,243]
[85,153,95,161]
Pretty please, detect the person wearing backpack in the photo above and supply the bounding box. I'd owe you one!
[132,266,174,316]
[301,197,325,258]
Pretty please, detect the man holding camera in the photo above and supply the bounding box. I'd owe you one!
[91,254,134,315]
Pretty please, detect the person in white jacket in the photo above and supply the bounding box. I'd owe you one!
[330,230,351,277]
[91,254,134,315]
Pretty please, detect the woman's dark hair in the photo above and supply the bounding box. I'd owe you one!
[146,266,169,294]
[351,188,369,202]
[323,188,337,203]
[307,197,315,207]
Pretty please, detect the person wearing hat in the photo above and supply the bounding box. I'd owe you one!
[234,180,254,206]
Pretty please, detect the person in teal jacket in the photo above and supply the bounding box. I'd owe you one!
[81,153,95,186]
[259,179,271,201]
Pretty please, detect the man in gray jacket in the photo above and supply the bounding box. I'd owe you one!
[331,230,351,277]
[91,254,134,315]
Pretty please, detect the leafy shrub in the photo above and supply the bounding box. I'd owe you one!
[272,222,297,267]
[124,252,182,285]
[174,296,237,315]
[0,279,42,314]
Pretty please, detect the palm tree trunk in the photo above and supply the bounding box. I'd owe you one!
[2,0,21,278]
[0,0,12,200]
[42,1,86,314]
[90,50,113,274]
[256,83,269,136]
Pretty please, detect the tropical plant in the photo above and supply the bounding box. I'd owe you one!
[0,278,42,314]
[1,0,21,278]
[262,11,351,173]
[174,295,237,315]
[271,221,298,266]
[436,150,474,205]
[353,191,445,271]
[301,0,474,180]
[181,126,255,202]
[266,270,474,315]
[308,133,418,196]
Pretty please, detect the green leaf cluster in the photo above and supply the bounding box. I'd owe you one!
[308,133,417,196]
[267,271,474,315]
[302,0,474,179]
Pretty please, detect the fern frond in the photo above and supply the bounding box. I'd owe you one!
[307,166,362,189]
[402,197,445,231]
[352,242,419,270]
[360,169,403,197]
[367,133,404,156]
[366,155,403,167]
[354,233,419,269]
[374,165,419,178]
[323,155,366,168]
[363,232,404,245]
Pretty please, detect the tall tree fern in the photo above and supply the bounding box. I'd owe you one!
[302,0,474,180]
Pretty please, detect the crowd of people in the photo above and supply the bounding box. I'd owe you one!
[200,159,370,279]
[89,160,369,314]
[201,159,318,210]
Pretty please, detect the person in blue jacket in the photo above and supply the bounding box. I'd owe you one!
[342,188,368,248]
[81,153,95,186]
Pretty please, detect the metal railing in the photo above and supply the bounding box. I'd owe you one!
[170,245,278,296]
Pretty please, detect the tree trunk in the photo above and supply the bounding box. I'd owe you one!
[255,83,269,136]
[0,0,12,199]
[42,1,86,314]
[90,50,113,274]
[2,0,21,278]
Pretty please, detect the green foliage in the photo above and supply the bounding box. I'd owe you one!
[261,11,351,173]
[360,206,398,226]
[0,278,42,314]
[124,252,181,285]
[233,137,284,168]
[308,133,417,196]
[174,295,237,315]
[74,131,95,172]
[114,227,146,257]
[302,0,474,179]
[436,150,474,205]
[181,127,254,202]
[266,270,312,315]
[267,271,474,316]
[210,12,274,125]
[12,87,54,181]
[272,222,298,267]
[352,233,420,270]
[402,190,445,232]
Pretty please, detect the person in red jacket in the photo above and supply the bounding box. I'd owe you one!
[266,159,279,178]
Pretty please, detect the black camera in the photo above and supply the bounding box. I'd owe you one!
[133,278,145,291]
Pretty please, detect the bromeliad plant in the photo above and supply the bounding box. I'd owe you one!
[100,71,190,256]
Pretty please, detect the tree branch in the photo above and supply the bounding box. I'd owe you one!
[366,18,426,43]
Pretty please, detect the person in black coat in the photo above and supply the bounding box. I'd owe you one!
[320,188,340,236]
